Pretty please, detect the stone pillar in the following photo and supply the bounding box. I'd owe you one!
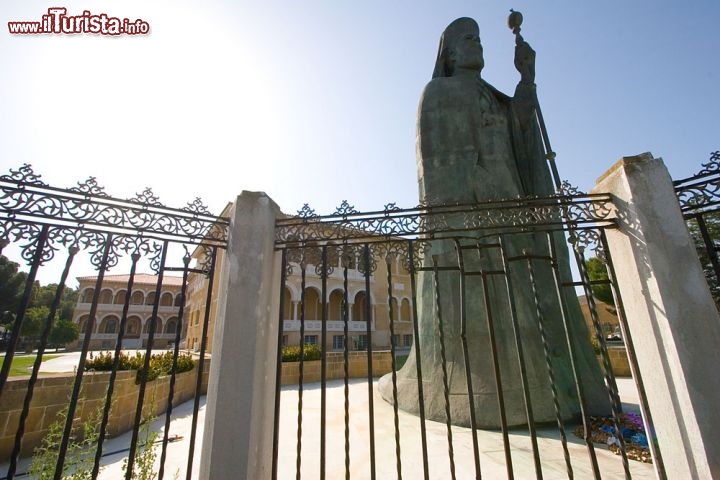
[593,153,720,479]
[199,191,282,479]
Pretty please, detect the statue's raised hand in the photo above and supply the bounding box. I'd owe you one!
[514,34,535,85]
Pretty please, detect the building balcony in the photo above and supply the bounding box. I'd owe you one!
[282,320,373,332]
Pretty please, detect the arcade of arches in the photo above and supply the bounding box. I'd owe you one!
[72,274,184,350]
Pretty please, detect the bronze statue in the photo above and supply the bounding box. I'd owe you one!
[379,17,609,428]
[419,16,550,204]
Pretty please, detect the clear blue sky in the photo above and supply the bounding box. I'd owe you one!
[1,0,719,282]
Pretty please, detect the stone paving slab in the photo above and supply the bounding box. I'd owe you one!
[276,378,655,479]
[1,354,655,479]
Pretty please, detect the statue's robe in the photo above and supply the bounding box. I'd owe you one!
[378,74,610,427]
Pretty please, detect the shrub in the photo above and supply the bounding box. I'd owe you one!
[85,350,195,384]
[29,394,104,479]
[282,343,321,362]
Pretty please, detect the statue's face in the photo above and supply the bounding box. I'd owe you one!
[450,33,484,73]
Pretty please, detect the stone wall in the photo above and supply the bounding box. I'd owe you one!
[0,359,210,460]
[280,351,393,385]
[604,345,631,377]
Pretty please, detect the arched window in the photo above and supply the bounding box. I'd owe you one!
[78,315,90,333]
[165,317,178,334]
[299,288,321,320]
[145,292,156,306]
[101,315,120,334]
[143,318,163,334]
[400,299,411,322]
[131,291,144,305]
[81,289,94,304]
[174,295,182,307]
[114,290,127,305]
[160,292,174,306]
[282,288,292,320]
[99,289,113,304]
[126,316,141,337]
[352,291,368,321]
[329,290,344,321]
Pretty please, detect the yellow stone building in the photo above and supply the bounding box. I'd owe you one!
[72,274,184,350]
[183,245,415,355]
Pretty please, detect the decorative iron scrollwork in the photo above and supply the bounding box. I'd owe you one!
[297,204,317,219]
[697,151,720,176]
[195,245,217,275]
[71,177,108,197]
[131,188,162,206]
[0,164,47,186]
[675,151,720,214]
[0,164,229,269]
[276,191,615,247]
[334,200,358,219]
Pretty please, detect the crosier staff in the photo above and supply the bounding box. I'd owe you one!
[508,9,563,191]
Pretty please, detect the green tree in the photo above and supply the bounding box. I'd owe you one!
[585,257,615,306]
[21,306,50,348]
[49,319,79,351]
[59,286,79,321]
[30,283,79,321]
[0,255,28,319]
[30,282,54,309]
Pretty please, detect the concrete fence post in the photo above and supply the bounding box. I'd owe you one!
[593,153,720,479]
[199,191,282,479]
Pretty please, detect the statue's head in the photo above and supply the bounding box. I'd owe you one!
[432,17,484,78]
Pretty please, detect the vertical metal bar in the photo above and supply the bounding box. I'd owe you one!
[453,240,481,480]
[272,248,288,480]
[600,230,667,479]
[320,246,328,480]
[186,245,218,480]
[54,233,113,480]
[92,252,141,478]
[496,238,542,479]
[296,253,307,480]
[158,253,192,480]
[574,245,631,478]
[342,254,351,480]
[408,240,430,480]
[8,244,77,479]
[515,242,573,479]
[0,225,49,396]
[126,240,169,480]
[475,242,513,480]
[546,233,601,479]
[384,255,402,479]
[694,214,720,283]
[534,109,562,191]
[363,243,377,480]
[431,255,456,480]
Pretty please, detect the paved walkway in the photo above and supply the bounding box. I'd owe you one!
[275,378,654,479]
[2,353,655,479]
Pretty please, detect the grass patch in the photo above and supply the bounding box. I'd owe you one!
[1,355,61,377]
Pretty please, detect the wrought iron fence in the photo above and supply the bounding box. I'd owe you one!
[674,151,720,306]
[0,165,228,480]
[5,152,713,478]
[273,188,665,479]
